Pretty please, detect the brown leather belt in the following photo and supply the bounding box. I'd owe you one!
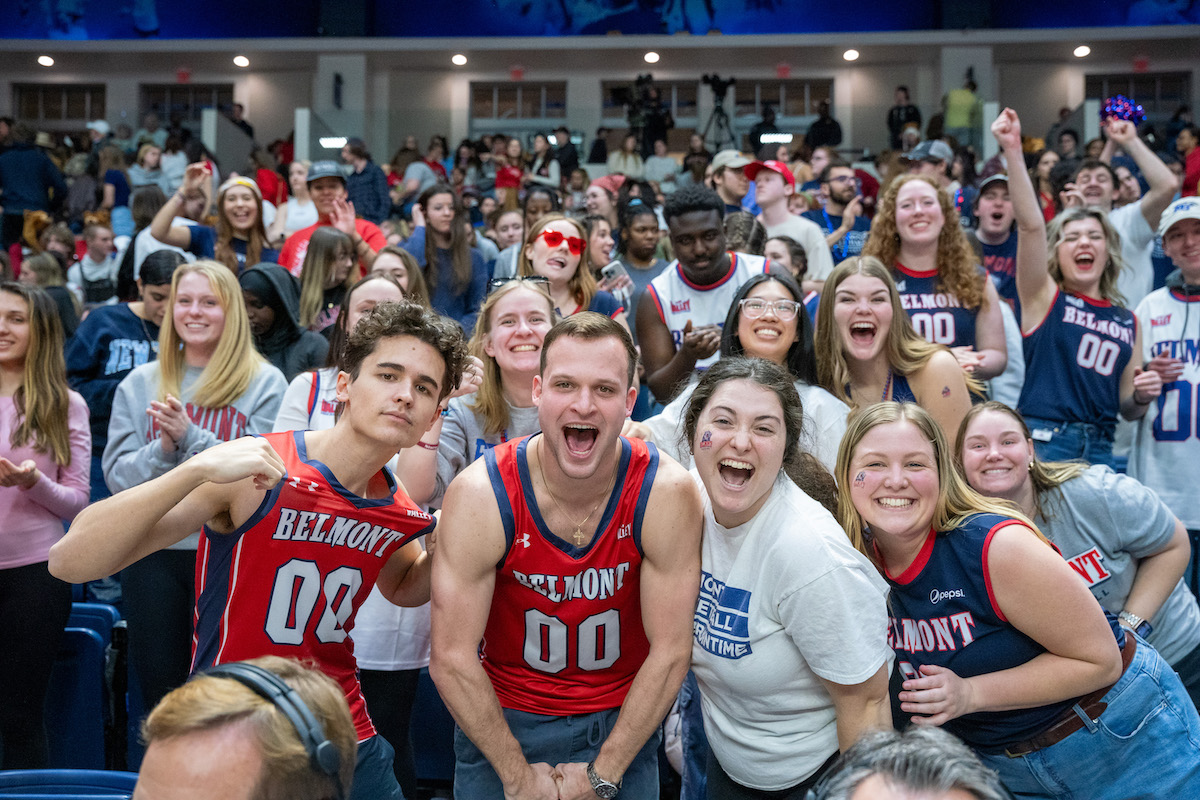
[1004,634,1137,758]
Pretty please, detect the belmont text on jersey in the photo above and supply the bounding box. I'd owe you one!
[192,430,434,742]
[480,435,658,716]
[1061,305,1136,346]
[512,561,634,603]
[270,506,414,557]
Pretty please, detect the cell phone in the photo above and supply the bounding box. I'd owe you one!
[601,261,629,283]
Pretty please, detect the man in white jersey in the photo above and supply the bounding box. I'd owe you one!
[636,185,778,403]
[1131,197,1200,594]
[1064,119,1179,307]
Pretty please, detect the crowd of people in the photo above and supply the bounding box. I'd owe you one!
[0,95,1199,800]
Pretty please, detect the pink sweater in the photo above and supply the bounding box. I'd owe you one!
[0,393,90,569]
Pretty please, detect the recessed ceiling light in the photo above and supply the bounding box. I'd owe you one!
[319,137,347,149]
[644,52,660,64]
[843,49,860,62]
[452,54,468,66]
[37,55,54,67]
[1073,45,1091,58]
[233,55,250,68]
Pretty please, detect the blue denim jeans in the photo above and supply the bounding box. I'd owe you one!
[352,735,404,800]
[679,671,710,800]
[977,635,1200,799]
[1022,416,1115,468]
[452,706,660,799]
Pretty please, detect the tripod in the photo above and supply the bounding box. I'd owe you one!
[701,97,737,152]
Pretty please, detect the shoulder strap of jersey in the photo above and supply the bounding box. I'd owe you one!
[306,370,320,417]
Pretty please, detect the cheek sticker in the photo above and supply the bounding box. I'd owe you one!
[854,471,866,486]
[700,430,713,449]
[942,386,951,397]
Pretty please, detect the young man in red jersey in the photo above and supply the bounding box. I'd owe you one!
[431,312,703,800]
[51,301,468,800]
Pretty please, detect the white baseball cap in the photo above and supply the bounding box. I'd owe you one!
[1158,197,1200,238]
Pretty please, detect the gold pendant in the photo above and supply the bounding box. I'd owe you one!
[573,527,585,546]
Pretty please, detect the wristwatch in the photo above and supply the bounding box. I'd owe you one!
[587,762,620,799]
[1118,610,1153,639]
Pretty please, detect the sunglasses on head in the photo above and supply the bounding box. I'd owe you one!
[537,229,586,255]
[487,276,550,295]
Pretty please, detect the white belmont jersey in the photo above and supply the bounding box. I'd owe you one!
[1130,286,1200,528]
[644,252,771,371]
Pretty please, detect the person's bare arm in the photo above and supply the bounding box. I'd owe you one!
[910,349,973,439]
[992,109,1054,331]
[49,437,284,583]
[1120,323,1162,421]
[151,163,210,248]
[898,523,1121,726]
[1106,118,1181,228]
[429,463,558,800]
[817,665,892,752]
[1123,518,1190,626]
[968,280,1008,380]
[375,539,431,607]
[555,458,702,796]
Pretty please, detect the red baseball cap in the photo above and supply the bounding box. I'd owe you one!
[745,160,795,188]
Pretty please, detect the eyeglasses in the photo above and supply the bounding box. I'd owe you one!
[537,229,586,255]
[487,276,550,295]
[739,298,802,321]
[826,175,856,185]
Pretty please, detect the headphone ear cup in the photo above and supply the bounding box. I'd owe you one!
[313,739,342,776]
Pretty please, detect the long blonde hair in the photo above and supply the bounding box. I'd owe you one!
[518,214,596,311]
[468,281,557,436]
[953,400,1089,521]
[835,402,1045,569]
[1,283,72,465]
[157,260,265,408]
[815,257,978,406]
[298,227,354,329]
[862,174,985,310]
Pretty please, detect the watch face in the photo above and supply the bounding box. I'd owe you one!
[594,785,619,800]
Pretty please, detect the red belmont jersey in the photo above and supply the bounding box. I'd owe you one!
[481,435,657,715]
[192,430,433,741]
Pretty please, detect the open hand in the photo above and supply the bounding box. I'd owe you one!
[329,197,358,236]
[680,320,721,362]
[1145,352,1185,384]
[0,457,40,489]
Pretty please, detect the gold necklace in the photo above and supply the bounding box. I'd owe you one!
[537,437,614,546]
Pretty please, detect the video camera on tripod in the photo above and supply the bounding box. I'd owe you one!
[702,73,736,101]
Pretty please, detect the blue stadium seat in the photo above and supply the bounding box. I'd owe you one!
[44,628,107,770]
[0,768,136,797]
[67,604,120,649]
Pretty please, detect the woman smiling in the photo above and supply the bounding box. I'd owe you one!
[686,358,891,797]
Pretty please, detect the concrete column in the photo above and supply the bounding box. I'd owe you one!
[313,53,367,139]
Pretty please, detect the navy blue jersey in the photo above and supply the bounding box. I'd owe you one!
[893,264,980,349]
[883,513,1075,750]
[977,233,1019,310]
[1018,289,1135,429]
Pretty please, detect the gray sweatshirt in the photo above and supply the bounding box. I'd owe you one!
[430,395,541,508]
[103,360,287,548]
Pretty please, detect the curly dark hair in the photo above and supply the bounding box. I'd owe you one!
[342,300,468,402]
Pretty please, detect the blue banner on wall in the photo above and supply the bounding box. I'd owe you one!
[0,0,1188,39]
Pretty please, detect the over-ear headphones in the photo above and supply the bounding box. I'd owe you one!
[203,662,346,800]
